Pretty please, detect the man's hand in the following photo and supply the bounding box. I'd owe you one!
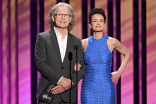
[59,77,74,90]
[51,84,65,95]
[74,62,81,71]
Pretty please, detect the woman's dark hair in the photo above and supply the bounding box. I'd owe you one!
[89,8,106,24]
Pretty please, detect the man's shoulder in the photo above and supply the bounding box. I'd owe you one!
[38,30,51,37]
[38,30,50,35]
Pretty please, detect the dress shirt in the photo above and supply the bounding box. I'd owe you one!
[54,27,68,84]
[54,27,68,62]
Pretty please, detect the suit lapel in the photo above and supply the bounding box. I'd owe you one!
[49,29,62,63]
[63,33,73,64]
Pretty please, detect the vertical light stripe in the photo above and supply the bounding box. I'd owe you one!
[69,0,82,39]
[146,0,156,104]
[11,0,17,104]
[113,0,117,103]
[113,0,117,71]
[0,0,3,103]
[120,0,133,104]
[2,0,8,103]
[87,0,91,37]
[44,0,56,31]
[18,0,31,104]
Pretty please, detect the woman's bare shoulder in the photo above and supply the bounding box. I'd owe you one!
[108,37,119,44]
[81,38,88,51]
[82,38,88,44]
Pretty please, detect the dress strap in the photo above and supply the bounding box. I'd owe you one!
[102,35,108,42]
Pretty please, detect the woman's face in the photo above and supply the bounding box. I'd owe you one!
[90,14,106,32]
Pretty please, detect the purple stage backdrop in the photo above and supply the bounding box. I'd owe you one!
[0,0,156,104]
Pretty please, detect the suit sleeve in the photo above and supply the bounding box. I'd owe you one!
[71,39,86,87]
[35,33,62,84]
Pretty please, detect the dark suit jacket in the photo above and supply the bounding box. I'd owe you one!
[35,28,86,102]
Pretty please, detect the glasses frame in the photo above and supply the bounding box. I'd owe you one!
[54,14,71,18]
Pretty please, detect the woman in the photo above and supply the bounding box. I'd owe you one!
[81,8,131,104]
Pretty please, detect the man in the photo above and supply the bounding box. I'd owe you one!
[35,2,85,104]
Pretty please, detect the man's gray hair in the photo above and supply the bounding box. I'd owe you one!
[48,2,75,31]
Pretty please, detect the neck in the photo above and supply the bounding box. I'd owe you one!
[55,27,67,39]
[93,32,103,39]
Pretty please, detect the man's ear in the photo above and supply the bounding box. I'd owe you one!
[69,16,72,23]
[51,15,54,21]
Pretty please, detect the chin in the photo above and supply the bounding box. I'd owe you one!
[93,30,103,32]
[57,26,68,28]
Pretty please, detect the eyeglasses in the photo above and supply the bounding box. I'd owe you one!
[54,14,71,18]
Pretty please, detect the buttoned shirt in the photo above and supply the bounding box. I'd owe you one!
[54,27,68,84]
[54,27,68,62]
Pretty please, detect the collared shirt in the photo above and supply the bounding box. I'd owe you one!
[54,27,68,84]
[54,27,68,62]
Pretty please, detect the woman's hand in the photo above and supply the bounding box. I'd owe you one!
[74,62,81,71]
[111,71,122,84]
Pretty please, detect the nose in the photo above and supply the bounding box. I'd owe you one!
[97,21,100,24]
[61,14,65,19]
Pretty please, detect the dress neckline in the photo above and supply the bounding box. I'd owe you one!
[92,35,106,40]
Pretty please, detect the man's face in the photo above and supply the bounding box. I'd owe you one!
[52,6,72,29]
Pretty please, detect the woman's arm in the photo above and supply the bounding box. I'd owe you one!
[111,38,131,84]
